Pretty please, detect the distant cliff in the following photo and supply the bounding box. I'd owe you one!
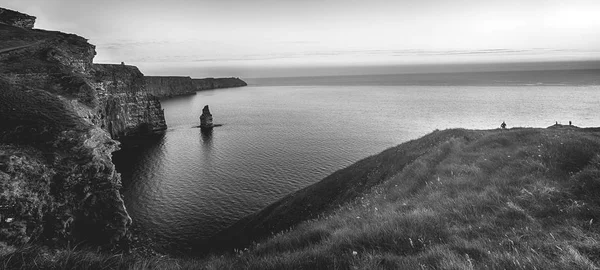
[192,77,247,91]
[0,8,164,249]
[145,76,247,98]
[93,64,166,139]
[145,76,196,98]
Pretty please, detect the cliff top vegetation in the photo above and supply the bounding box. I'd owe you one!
[3,126,600,269]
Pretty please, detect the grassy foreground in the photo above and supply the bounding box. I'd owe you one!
[3,126,600,269]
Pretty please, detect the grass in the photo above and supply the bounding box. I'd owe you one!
[206,128,478,252]
[3,126,600,269]
[0,79,90,148]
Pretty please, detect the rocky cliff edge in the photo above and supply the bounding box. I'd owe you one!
[145,76,247,98]
[0,8,164,250]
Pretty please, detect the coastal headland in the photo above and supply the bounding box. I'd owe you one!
[145,76,247,98]
[2,6,600,270]
[0,6,243,254]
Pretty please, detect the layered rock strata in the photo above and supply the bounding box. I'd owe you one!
[92,64,166,139]
[0,8,164,249]
[144,76,196,98]
[0,11,166,140]
[0,7,35,29]
[0,79,131,248]
[192,77,247,91]
[199,105,214,128]
[145,76,247,98]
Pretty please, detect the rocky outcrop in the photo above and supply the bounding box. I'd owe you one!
[0,7,35,29]
[0,13,166,140]
[192,77,247,91]
[92,64,166,139]
[0,8,163,249]
[145,76,196,98]
[199,105,214,128]
[145,76,247,98]
[0,80,131,247]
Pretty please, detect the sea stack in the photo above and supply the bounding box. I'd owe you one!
[200,105,214,128]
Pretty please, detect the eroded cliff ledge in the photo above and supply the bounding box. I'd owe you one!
[0,7,35,29]
[192,77,247,91]
[93,64,166,139]
[0,8,164,250]
[145,76,196,98]
[145,76,247,98]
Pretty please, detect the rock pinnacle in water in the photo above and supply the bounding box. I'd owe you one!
[200,105,214,128]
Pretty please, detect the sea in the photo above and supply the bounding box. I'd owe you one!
[113,68,600,249]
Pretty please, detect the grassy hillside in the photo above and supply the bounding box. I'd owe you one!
[205,129,479,252]
[3,127,600,269]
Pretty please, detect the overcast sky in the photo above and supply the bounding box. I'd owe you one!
[5,0,600,77]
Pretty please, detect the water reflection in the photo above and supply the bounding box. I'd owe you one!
[200,128,213,144]
[117,84,600,249]
[113,134,166,188]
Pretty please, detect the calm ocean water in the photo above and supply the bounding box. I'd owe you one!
[114,70,600,248]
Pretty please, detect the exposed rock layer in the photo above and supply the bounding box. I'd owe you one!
[199,105,213,128]
[0,7,35,29]
[144,76,196,98]
[145,76,247,98]
[0,16,166,140]
[92,64,166,139]
[0,81,131,247]
[0,8,163,249]
[192,77,247,91]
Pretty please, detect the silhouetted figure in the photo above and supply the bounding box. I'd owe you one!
[501,121,506,129]
[556,121,558,125]
[569,121,572,126]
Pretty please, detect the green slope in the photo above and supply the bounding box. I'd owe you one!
[202,126,600,269]
[4,126,600,269]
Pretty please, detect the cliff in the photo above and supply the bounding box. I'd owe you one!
[145,76,247,98]
[144,76,196,98]
[0,20,166,139]
[92,64,166,139]
[192,77,247,91]
[0,8,164,249]
[0,79,131,248]
[0,7,35,29]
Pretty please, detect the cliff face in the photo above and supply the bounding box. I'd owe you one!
[145,76,196,98]
[0,9,163,249]
[192,77,247,91]
[0,80,131,247]
[145,76,247,98]
[92,64,166,139]
[0,7,36,29]
[0,16,166,140]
